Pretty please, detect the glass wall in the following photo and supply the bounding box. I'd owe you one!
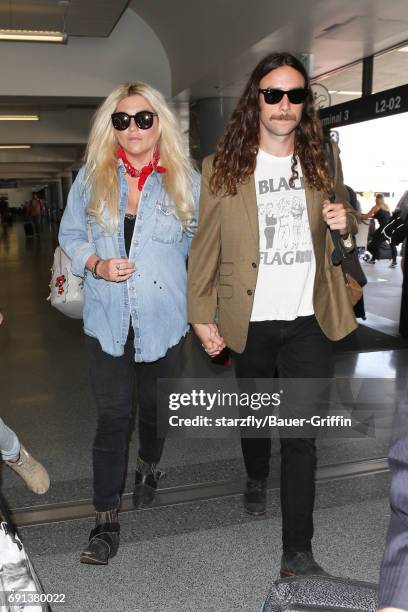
[313,62,363,107]
[373,45,408,93]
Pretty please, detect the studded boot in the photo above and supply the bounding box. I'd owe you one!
[80,509,120,565]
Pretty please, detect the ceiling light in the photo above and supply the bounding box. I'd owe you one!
[0,145,31,149]
[0,29,67,43]
[0,115,39,121]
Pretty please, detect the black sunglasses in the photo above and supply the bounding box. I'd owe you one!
[111,111,158,131]
[258,88,309,104]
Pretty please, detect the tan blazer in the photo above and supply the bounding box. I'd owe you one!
[188,146,358,353]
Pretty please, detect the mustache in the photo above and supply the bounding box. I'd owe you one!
[269,111,297,121]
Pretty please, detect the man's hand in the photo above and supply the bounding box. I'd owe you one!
[322,200,348,236]
[192,323,226,357]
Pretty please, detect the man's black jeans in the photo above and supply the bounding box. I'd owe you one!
[86,334,184,512]
[233,315,333,553]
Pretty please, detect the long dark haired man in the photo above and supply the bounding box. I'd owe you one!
[188,52,358,577]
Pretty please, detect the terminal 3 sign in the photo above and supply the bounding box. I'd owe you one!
[319,83,408,129]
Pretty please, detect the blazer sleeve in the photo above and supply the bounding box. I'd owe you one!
[378,430,408,609]
[333,142,358,239]
[187,156,221,323]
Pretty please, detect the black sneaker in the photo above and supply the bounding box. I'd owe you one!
[280,551,329,578]
[243,478,267,516]
[133,457,166,509]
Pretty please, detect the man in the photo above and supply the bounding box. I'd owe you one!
[187,52,357,577]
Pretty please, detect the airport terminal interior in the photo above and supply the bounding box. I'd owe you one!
[1,1,408,611]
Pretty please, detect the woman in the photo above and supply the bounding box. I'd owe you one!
[0,313,50,494]
[59,82,199,565]
[361,193,396,267]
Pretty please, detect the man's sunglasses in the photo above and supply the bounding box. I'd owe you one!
[258,88,309,105]
[111,111,157,131]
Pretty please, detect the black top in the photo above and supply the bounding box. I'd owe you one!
[374,208,391,228]
[124,213,136,256]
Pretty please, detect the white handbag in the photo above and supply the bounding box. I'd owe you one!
[47,246,84,319]
[0,515,48,612]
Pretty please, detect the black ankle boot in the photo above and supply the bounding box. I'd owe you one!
[280,551,329,578]
[243,478,267,516]
[80,509,120,565]
[133,457,165,509]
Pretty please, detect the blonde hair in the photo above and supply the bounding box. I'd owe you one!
[84,82,195,231]
[375,193,390,212]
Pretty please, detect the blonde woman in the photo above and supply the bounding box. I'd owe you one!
[361,194,396,266]
[59,82,199,565]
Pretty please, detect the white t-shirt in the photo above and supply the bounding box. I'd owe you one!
[251,149,316,321]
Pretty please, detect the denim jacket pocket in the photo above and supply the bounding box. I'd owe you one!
[152,201,183,244]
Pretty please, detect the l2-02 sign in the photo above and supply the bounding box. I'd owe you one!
[319,83,408,128]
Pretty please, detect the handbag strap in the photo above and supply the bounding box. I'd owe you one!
[323,137,348,265]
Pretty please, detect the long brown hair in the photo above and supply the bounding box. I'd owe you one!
[210,52,332,196]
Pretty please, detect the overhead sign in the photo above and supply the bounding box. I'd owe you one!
[319,84,408,129]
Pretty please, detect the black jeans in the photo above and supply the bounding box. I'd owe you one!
[86,334,184,512]
[233,315,333,552]
[368,227,397,262]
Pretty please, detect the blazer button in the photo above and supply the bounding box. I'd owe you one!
[247,289,253,296]
[252,262,257,268]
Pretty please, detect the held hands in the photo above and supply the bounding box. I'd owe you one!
[97,258,135,282]
[193,323,226,358]
[322,201,348,235]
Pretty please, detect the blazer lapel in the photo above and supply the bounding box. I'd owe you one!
[238,174,259,246]
[301,161,326,259]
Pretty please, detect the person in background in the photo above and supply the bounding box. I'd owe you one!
[28,193,43,236]
[395,191,408,273]
[59,81,199,566]
[345,185,361,214]
[0,313,50,494]
[361,193,397,267]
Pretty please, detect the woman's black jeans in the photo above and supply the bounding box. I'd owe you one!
[233,315,334,553]
[86,334,184,512]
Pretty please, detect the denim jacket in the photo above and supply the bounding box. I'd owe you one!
[59,162,200,362]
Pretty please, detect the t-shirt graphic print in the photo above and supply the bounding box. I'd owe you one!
[251,149,316,321]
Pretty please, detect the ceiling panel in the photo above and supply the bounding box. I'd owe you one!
[0,0,129,37]
[130,0,408,98]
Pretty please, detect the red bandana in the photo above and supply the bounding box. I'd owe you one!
[117,146,166,191]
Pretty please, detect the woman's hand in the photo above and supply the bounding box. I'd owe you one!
[193,323,226,357]
[92,258,135,282]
